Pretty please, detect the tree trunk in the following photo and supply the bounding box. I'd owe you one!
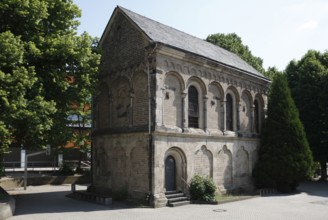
[320,161,327,181]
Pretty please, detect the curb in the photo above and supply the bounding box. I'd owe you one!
[0,187,15,220]
[0,175,91,189]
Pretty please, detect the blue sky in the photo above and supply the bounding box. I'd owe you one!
[74,0,328,71]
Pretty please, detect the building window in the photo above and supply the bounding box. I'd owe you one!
[188,86,199,128]
[226,94,233,131]
[254,100,259,133]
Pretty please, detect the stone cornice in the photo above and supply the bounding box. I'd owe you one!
[157,52,269,95]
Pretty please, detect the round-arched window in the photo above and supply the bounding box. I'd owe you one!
[226,94,233,131]
[188,86,199,128]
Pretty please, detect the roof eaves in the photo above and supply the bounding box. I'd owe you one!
[155,42,271,83]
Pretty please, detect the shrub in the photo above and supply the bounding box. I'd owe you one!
[203,177,216,201]
[189,175,216,201]
[253,74,313,192]
[57,162,75,176]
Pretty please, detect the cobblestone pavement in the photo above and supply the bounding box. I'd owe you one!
[7,181,328,220]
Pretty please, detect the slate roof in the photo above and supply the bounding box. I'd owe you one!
[117,6,266,79]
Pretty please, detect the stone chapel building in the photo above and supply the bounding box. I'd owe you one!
[92,6,270,207]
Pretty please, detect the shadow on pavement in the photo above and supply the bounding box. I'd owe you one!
[297,180,328,198]
[13,190,138,216]
[265,180,328,198]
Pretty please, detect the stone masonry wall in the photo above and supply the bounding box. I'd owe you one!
[155,52,268,135]
[100,13,147,74]
[153,133,258,199]
[96,12,149,130]
[94,9,269,207]
[93,133,149,199]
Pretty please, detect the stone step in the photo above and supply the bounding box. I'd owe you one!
[168,200,190,207]
[167,196,189,203]
[165,192,184,198]
[165,191,190,207]
[165,190,180,195]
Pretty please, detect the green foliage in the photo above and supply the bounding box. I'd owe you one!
[0,0,100,156]
[265,66,281,80]
[253,74,313,192]
[67,99,92,171]
[189,175,217,201]
[206,33,265,74]
[285,50,328,180]
[0,31,56,154]
[57,162,75,176]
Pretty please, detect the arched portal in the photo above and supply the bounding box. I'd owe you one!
[165,155,176,191]
[164,147,187,193]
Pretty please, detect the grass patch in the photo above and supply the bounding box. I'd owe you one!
[215,193,255,203]
[215,194,239,201]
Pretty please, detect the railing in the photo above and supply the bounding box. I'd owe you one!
[63,160,91,169]
[1,159,91,173]
[1,161,58,172]
[180,177,190,197]
[2,161,59,172]
[81,160,91,169]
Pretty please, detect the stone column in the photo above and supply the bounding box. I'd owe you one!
[222,99,226,132]
[181,92,187,129]
[264,105,268,119]
[236,102,241,131]
[250,104,255,133]
[203,96,208,131]
[161,88,165,126]
[128,91,134,128]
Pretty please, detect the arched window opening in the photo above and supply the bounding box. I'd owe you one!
[226,94,233,131]
[254,100,260,133]
[188,86,199,128]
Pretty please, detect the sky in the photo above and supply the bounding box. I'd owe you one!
[74,0,328,71]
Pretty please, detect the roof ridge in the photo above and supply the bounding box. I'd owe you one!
[117,5,266,79]
[118,6,206,43]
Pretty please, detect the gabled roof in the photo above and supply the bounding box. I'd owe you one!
[103,6,267,79]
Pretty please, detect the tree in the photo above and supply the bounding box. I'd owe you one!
[285,50,328,181]
[0,31,56,153]
[0,1,100,155]
[67,98,92,173]
[253,74,313,192]
[265,66,281,79]
[206,33,266,74]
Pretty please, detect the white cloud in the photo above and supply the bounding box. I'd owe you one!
[296,20,318,32]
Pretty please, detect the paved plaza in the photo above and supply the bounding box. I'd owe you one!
[7,181,328,220]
